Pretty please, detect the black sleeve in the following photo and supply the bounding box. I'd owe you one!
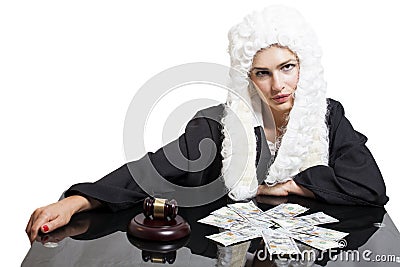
[294,99,389,206]
[65,105,224,212]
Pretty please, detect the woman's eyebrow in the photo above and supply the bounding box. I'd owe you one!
[251,67,270,71]
[277,59,297,68]
[252,59,297,70]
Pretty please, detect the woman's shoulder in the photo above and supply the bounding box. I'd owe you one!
[327,98,344,113]
[326,98,347,120]
[191,103,225,121]
[184,104,225,140]
[186,104,225,131]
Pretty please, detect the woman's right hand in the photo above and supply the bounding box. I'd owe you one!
[26,195,99,244]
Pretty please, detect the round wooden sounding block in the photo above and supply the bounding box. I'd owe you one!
[128,197,191,241]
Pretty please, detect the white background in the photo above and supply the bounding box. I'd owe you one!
[1,0,399,265]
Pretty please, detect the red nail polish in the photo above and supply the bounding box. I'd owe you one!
[42,225,49,232]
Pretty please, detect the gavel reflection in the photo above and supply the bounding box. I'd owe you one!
[143,197,178,220]
[142,251,176,264]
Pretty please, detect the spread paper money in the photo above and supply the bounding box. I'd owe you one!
[199,201,348,255]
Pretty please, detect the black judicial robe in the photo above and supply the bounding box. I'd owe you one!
[65,99,389,211]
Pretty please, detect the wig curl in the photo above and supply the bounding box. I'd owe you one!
[221,5,329,200]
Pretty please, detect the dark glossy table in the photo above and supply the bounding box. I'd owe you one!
[22,196,400,266]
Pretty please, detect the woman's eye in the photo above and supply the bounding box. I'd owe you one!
[282,64,296,71]
[255,70,270,77]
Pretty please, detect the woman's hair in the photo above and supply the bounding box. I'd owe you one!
[221,5,329,200]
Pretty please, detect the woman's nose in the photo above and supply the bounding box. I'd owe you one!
[271,74,284,92]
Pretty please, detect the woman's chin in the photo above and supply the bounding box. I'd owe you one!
[268,101,293,114]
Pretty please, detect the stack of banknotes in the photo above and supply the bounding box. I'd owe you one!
[198,202,348,254]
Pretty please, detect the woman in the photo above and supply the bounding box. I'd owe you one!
[26,6,388,243]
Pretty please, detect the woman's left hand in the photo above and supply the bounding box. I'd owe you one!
[257,180,315,198]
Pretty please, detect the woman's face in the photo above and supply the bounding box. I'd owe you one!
[249,46,299,114]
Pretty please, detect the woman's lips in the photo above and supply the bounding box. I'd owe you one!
[272,93,291,104]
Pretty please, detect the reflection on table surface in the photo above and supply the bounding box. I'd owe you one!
[22,195,400,266]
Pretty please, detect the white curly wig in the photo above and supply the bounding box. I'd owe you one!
[221,5,329,200]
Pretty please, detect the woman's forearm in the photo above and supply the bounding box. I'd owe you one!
[62,195,101,214]
[287,180,315,198]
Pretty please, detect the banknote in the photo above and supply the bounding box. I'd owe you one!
[234,224,263,237]
[288,232,342,251]
[272,217,311,230]
[297,212,339,225]
[211,206,245,221]
[228,201,263,217]
[229,222,252,232]
[246,216,274,229]
[206,230,259,246]
[198,214,237,229]
[262,228,301,255]
[290,225,348,241]
[250,212,275,223]
[264,203,309,219]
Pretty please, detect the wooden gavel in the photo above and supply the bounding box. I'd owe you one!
[143,197,178,219]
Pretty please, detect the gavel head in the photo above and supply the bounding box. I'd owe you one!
[143,197,178,219]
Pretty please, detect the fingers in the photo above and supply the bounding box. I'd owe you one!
[26,208,43,244]
[26,208,52,244]
[44,215,70,235]
[257,184,272,195]
[257,185,266,195]
[257,181,315,198]
[25,212,35,241]
[26,203,71,244]
[26,199,80,245]
[35,223,69,245]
